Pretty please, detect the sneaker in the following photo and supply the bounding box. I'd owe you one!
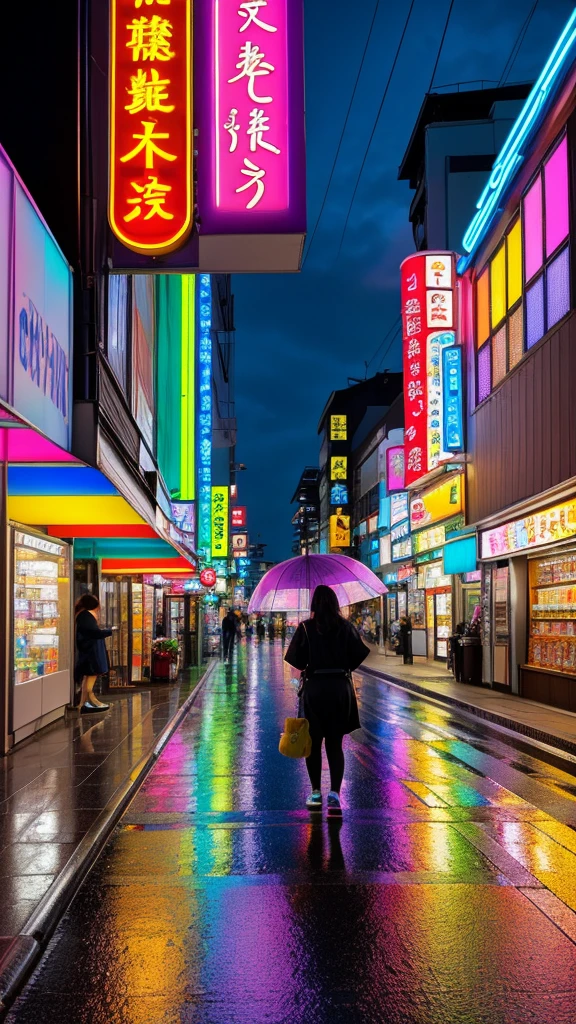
[327,791,342,817]
[306,790,322,811]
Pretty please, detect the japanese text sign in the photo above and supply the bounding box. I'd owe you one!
[390,492,409,526]
[232,532,248,550]
[211,485,229,557]
[109,0,192,255]
[401,252,457,485]
[330,414,347,441]
[232,505,247,527]
[386,446,405,492]
[195,0,305,233]
[480,500,576,558]
[331,456,347,481]
[442,346,464,451]
[330,509,350,549]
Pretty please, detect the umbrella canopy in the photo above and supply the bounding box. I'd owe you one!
[247,553,387,614]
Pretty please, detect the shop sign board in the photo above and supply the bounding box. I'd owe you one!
[171,501,195,536]
[368,514,378,534]
[480,498,576,558]
[391,492,409,527]
[330,484,348,505]
[200,566,217,587]
[401,251,458,484]
[442,346,464,451]
[197,275,212,560]
[232,506,247,527]
[390,519,410,544]
[413,525,445,555]
[384,572,398,584]
[398,562,415,581]
[211,485,229,557]
[379,535,391,566]
[331,456,347,481]
[386,445,405,491]
[392,536,413,562]
[330,415,347,440]
[410,474,463,530]
[195,0,305,234]
[330,509,350,548]
[232,532,248,551]
[109,0,193,256]
[10,175,73,451]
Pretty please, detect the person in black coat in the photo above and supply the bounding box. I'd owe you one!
[221,609,238,661]
[285,585,370,817]
[75,594,114,713]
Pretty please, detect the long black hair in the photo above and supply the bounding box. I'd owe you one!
[310,585,342,634]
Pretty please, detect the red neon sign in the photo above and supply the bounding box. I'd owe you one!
[232,506,246,528]
[200,567,217,588]
[109,0,192,255]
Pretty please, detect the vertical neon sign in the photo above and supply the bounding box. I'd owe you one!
[197,274,212,560]
[180,275,195,500]
[195,0,306,234]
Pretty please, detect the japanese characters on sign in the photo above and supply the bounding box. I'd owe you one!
[400,252,457,485]
[109,0,192,255]
[330,414,347,441]
[392,536,413,562]
[410,474,463,530]
[442,346,464,451]
[330,484,349,505]
[197,276,213,560]
[331,456,347,481]
[390,492,409,527]
[329,508,350,549]
[390,519,410,544]
[196,0,305,233]
[211,486,229,557]
[200,566,217,587]
[480,500,576,559]
[386,446,405,492]
[232,506,247,528]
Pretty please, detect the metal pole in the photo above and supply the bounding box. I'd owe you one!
[378,594,386,656]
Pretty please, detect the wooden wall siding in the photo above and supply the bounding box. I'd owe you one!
[467,313,576,524]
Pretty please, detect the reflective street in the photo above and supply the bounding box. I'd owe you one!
[8,641,576,1024]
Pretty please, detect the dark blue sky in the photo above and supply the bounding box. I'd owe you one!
[234,0,573,562]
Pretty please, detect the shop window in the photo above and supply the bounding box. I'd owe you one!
[475,130,571,404]
[477,343,491,403]
[492,323,507,387]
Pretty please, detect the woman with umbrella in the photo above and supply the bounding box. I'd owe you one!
[285,585,370,817]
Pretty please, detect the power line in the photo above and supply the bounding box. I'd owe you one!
[331,1,416,266]
[427,0,455,93]
[498,0,540,86]
[365,315,401,372]
[376,326,402,373]
[302,0,382,268]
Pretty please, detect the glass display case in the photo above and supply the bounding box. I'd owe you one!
[100,577,130,687]
[132,582,143,682]
[13,531,70,685]
[528,553,576,674]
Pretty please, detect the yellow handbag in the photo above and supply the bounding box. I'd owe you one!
[279,717,312,759]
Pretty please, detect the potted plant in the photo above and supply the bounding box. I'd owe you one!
[152,638,180,680]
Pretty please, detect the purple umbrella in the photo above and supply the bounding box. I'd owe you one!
[247,553,387,614]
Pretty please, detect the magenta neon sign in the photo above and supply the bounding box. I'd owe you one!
[196,0,305,233]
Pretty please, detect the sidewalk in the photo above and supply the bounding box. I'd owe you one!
[0,665,211,972]
[363,647,576,757]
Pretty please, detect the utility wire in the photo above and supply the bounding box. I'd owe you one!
[427,0,455,93]
[498,0,539,86]
[302,0,382,268]
[365,315,401,373]
[376,326,402,373]
[332,1,416,266]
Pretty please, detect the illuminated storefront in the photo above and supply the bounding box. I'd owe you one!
[458,9,576,706]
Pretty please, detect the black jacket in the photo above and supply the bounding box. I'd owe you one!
[285,618,370,674]
[75,610,112,677]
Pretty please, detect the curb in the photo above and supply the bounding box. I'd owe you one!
[360,664,576,760]
[0,660,217,1015]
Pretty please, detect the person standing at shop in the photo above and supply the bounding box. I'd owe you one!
[75,595,114,713]
[399,614,413,665]
[221,609,238,661]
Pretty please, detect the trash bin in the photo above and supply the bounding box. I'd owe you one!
[459,636,482,686]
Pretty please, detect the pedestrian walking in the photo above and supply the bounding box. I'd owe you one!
[285,585,369,817]
[221,609,238,661]
[399,614,413,665]
[75,595,114,714]
[256,617,266,642]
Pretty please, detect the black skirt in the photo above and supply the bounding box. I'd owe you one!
[299,671,361,737]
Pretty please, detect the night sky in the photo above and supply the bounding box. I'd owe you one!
[234,0,574,562]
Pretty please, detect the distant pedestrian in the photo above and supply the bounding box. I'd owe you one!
[222,609,238,661]
[256,617,266,642]
[285,585,369,817]
[268,619,275,641]
[75,595,114,714]
[399,615,413,665]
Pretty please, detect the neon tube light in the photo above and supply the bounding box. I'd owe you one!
[459,9,576,271]
[197,274,212,560]
[180,275,196,500]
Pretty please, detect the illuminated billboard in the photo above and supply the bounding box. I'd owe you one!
[211,486,229,557]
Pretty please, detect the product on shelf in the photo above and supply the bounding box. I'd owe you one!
[528,554,576,675]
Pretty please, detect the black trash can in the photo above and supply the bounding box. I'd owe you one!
[460,636,482,685]
[448,635,463,681]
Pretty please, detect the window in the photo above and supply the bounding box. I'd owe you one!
[475,132,570,404]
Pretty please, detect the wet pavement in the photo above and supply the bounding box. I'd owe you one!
[7,641,576,1023]
[0,672,203,940]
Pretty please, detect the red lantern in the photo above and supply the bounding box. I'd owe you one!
[200,567,217,588]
